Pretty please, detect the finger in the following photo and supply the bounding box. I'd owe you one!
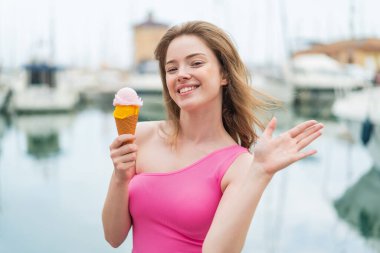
[110,143,138,159]
[115,161,136,171]
[295,123,324,143]
[289,120,318,138]
[263,117,277,138]
[296,149,317,161]
[109,134,136,149]
[119,143,138,155]
[113,152,136,166]
[117,151,137,163]
[296,130,322,151]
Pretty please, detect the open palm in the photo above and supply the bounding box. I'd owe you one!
[253,117,324,175]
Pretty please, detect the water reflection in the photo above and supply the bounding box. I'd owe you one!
[26,133,59,158]
[333,119,380,252]
[0,114,6,142]
[334,165,380,251]
[14,114,75,159]
[368,125,380,167]
[0,114,5,214]
[0,99,380,252]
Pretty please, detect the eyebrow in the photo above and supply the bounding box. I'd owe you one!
[165,53,206,65]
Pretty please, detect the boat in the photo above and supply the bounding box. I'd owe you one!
[332,86,380,167]
[0,73,12,113]
[287,54,370,117]
[332,86,380,125]
[11,63,79,113]
[0,85,11,113]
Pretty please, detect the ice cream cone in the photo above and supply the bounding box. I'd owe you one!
[114,114,138,135]
[112,88,143,142]
[114,105,139,137]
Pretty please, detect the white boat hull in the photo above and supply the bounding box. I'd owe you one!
[332,87,380,167]
[12,86,79,113]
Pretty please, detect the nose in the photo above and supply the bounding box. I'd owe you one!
[177,66,191,83]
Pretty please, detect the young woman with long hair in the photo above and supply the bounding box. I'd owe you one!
[102,21,323,253]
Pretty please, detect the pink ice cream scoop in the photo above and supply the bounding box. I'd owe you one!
[113,87,143,106]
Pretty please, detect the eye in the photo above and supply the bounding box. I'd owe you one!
[192,61,204,67]
[166,67,177,73]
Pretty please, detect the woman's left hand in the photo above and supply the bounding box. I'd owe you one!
[253,117,324,176]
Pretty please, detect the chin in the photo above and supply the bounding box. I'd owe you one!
[178,103,198,112]
[177,99,202,112]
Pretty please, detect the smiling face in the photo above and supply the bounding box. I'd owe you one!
[164,35,228,112]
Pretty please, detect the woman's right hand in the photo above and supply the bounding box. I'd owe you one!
[109,134,138,182]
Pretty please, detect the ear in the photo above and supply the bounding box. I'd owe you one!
[220,72,228,86]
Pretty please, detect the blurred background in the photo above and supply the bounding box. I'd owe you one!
[0,0,379,252]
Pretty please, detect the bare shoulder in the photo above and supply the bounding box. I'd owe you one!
[135,121,163,144]
[135,121,170,173]
[221,151,253,191]
[135,121,160,136]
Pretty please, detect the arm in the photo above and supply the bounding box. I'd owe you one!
[102,121,157,247]
[203,155,271,253]
[203,118,324,253]
[102,134,137,248]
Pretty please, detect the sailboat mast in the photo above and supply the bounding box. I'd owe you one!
[349,0,356,40]
[278,0,290,63]
[49,0,55,65]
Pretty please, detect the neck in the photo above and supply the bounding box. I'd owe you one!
[178,103,231,146]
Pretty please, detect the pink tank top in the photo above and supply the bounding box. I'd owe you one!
[128,145,248,253]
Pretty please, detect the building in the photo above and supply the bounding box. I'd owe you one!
[133,13,168,73]
[293,39,380,71]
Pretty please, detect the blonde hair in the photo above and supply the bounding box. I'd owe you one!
[154,21,277,148]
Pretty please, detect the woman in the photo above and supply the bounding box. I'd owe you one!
[102,21,323,253]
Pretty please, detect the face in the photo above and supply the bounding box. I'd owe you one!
[164,35,228,112]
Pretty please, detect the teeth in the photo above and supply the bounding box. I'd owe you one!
[179,86,197,94]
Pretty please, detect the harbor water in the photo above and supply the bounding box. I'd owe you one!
[0,94,379,253]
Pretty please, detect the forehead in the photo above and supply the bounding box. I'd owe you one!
[166,35,214,61]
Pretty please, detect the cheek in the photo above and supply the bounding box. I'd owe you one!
[165,75,174,88]
[165,75,175,87]
[166,76,177,95]
[199,66,221,84]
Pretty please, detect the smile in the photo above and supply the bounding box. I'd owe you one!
[177,85,200,94]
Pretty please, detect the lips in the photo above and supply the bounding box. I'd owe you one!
[176,84,200,94]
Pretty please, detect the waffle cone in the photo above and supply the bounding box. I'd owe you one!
[114,114,138,140]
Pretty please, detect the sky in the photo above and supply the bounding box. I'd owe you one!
[0,0,379,69]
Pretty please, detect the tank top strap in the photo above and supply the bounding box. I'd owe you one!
[210,145,249,186]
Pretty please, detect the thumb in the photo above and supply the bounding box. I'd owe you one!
[263,117,277,138]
